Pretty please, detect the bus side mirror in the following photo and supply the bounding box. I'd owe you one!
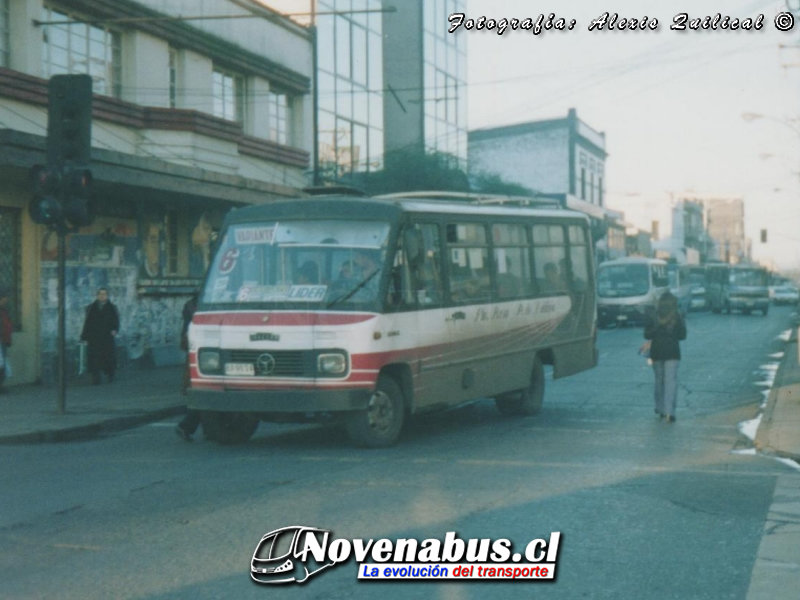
[404,229,425,268]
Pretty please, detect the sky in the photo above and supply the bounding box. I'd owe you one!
[465,0,800,271]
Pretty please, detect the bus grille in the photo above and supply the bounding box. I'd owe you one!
[224,350,307,377]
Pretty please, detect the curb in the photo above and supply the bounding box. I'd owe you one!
[0,405,186,445]
[754,329,800,462]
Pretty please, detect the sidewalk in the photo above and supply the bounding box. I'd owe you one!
[0,364,186,444]
[755,325,800,462]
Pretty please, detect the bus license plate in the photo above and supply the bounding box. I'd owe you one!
[225,362,254,376]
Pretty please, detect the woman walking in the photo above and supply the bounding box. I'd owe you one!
[644,292,687,422]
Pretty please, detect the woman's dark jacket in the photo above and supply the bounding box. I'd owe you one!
[644,314,687,361]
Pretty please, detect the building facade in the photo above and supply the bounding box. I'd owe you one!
[311,0,468,183]
[702,197,748,264]
[0,0,314,385]
[468,108,612,256]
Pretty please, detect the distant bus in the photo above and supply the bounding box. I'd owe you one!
[187,193,598,447]
[706,263,770,315]
[596,257,669,327]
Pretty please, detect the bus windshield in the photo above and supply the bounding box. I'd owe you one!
[729,269,768,287]
[202,220,391,309]
[686,269,706,286]
[597,264,650,298]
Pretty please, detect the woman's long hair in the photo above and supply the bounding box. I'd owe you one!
[657,292,680,328]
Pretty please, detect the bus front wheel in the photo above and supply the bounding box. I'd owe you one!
[201,411,260,445]
[495,356,545,416]
[346,375,405,448]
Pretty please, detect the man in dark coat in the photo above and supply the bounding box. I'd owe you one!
[80,288,120,385]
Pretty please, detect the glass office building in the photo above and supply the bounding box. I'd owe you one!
[278,0,468,183]
[315,0,385,181]
[421,0,467,166]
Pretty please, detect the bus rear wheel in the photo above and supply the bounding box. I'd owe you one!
[201,411,260,445]
[495,356,545,416]
[346,375,405,448]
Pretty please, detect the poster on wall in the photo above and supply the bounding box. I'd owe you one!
[189,211,223,279]
[138,213,164,279]
[41,220,139,266]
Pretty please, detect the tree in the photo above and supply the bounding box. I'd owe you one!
[469,172,537,197]
[344,149,470,196]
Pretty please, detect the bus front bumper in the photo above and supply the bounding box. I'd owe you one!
[187,388,373,414]
[729,297,769,311]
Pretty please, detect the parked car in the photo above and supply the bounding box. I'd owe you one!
[772,284,800,305]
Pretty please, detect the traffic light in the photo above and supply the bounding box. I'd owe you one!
[28,164,63,225]
[47,74,92,169]
[62,168,94,227]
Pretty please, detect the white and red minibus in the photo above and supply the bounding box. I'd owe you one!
[187,193,598,447]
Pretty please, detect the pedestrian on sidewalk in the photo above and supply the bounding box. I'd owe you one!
[176,289,202,441]
[0,288,13,393]
[644,291,687,423]
[80,288,120,385]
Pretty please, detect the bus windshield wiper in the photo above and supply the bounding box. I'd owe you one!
[326,269,381,309]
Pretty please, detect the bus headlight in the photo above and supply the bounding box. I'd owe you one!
[318,353,347,374]
[199,350,221,373]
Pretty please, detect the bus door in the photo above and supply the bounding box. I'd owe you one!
[443,222,497,399]
[385,222,447,409]
[565,224,594,338]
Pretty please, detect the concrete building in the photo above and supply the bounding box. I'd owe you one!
[703,197,748,264]
[468,108,613,256]
[0,0,314,385]
[652,198,707,264]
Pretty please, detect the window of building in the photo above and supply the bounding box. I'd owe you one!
[580,168,586,200]
[598,176,604,207]
[168,47,178,109]
[0,0,9,68]
[267,91,290,145]
[0,207,21,329]
[212,67,245,123]
[41,5,122,97]
[316,1,383,180]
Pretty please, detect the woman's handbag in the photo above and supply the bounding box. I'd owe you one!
[638,340,651,358]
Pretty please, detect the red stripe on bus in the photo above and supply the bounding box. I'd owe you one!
[192,312,377,327]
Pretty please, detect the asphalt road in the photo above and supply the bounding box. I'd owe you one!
[1,306,798,599]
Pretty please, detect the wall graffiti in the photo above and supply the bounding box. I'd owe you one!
[38,214,204,382]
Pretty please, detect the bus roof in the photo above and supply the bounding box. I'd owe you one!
[225,195,591,225]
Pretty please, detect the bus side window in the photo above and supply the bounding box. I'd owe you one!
[532,225,567,295]
[410,223,444,307]
[568,225,590,293]
[446,223,490,304]
[492,223,533,300]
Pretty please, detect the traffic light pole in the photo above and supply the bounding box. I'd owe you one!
[29,74,94,414]
[56,223,67,414]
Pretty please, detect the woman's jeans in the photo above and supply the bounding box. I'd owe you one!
[653,360,679,417]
